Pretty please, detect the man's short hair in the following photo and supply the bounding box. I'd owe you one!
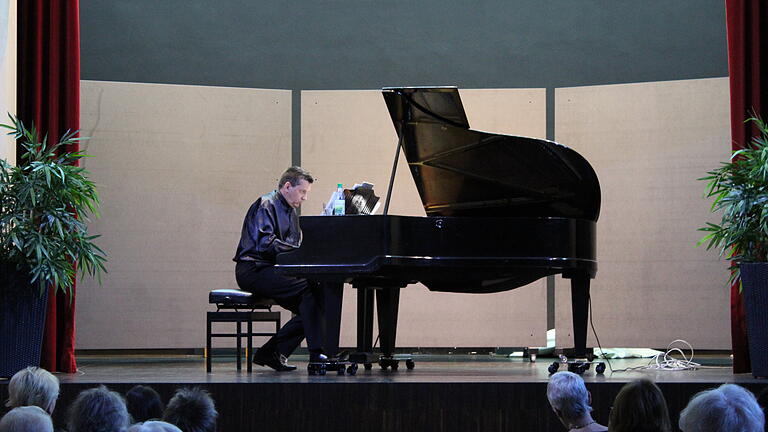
[6,366,60,414]
[126,385,164,422]
[679,383,765,432]
[546,371,592,422]
[278,166,314,189]
[0,406,53,432]
[162,387,218,432]
[67,385,131,432]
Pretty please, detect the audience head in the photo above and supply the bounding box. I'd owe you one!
[547,371,593,426]
[679,383,765,432]
[127,421,182,432]
[126,385,164,422]
[5,366,60,414]
[0,405,53,432]
[756,385,768,414]
[67,385,131,432]
[608,379,672,432]
[162,387,218,432]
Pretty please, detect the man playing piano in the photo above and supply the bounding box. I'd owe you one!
[233,166,326,371]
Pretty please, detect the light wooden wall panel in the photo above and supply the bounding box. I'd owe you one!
[77,81,292,349]
[75,79,729,352]
[0,0,15,163]
[554,78,731,350]
[301,88,549,348]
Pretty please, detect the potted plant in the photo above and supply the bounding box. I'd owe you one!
[0,114,106,377]
[699,116,768,377]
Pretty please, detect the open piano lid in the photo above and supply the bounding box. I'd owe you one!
[382,87,601,221]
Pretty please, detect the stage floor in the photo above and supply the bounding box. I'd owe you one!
[55,352,761,385]
[3,353,766,432]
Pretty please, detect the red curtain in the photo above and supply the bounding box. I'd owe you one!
[725,0,767,374]
[17,0,81,373]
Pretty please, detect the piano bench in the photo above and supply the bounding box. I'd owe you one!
[206,289,281,373]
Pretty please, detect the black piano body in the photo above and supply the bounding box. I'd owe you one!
[276,86,600,363]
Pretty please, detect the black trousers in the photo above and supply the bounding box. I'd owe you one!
[235,261,324,356]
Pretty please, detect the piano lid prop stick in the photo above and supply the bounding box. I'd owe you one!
[382,130,405,216]
[383,89,409,216]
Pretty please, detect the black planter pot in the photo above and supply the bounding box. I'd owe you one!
[740,262,768,378]
[0,262,49,378]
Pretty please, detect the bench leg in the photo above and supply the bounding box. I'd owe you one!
[206,315,212,373]
[236,321,242,371]
[247,319,253,373]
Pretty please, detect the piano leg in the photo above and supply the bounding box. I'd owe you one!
[570,275,591,358]
[356,287,375,354]
[321,282,343,359]
[375,287,401,359]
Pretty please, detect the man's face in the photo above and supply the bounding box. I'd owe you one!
[280,179,311,208]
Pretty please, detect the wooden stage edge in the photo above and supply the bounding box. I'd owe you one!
[2,354,767,432]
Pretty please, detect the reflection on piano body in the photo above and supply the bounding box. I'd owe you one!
[276,87,601,363]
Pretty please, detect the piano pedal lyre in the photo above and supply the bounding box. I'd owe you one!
[524,347,539,363]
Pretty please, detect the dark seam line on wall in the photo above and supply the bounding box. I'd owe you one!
[546,87,555,331]
[292,90,301,167]
[293,90,302,217]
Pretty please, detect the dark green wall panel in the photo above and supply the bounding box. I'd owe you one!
[80,1,727,90]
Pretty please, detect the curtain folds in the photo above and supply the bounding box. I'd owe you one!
[725,0,767,374]
[17,0,80,373]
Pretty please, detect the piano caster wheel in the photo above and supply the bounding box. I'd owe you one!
[379,358,399,370]
[548,362,560,374]
[364,363,373,371]
[596,362,606,374]
[405,359,415,370]
[308,363,327,376]
[347,364,358,375]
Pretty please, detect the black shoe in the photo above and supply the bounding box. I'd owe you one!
[335,350,350,362]
[309,352,328,363]
[327,352,347,364]
[253,349,297,372]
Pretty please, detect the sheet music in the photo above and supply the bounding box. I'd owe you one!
[321,182,379,215]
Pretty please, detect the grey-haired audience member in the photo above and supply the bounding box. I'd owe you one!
[0,405,54,432]
[126,385,165,422]
[5,366,60,414]
[127,421,182,432]
[67,385,131,432]
[679,383,764,432]
[546,371,607,431]
[608,379,672,432]
[162,387,218,432]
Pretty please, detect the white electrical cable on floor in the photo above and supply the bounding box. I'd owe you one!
[617,339,703,372]
[646,340,701,370]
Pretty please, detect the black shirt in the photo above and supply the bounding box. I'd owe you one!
[233,190,302,267]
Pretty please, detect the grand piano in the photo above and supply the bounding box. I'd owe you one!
[276,87,601,369]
